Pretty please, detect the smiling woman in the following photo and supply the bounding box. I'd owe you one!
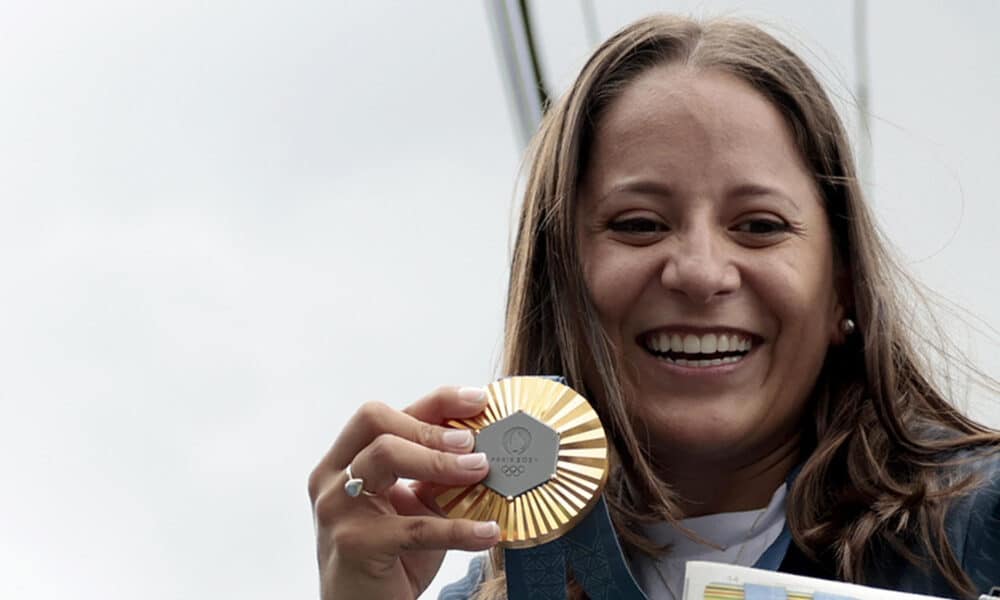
[576,65,843,517]
[309,14,1000,600]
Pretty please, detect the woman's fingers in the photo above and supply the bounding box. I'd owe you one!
[308,386,495,600]
[334,514,500,556]
[404,480,451,517]
[403,385,489,423]
[323,386,487,471]
[348,434,489,495]
[386,481,437,517]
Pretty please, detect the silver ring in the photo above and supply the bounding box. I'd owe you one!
[343,463,377,497]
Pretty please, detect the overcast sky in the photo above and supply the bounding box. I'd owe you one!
[0,2,996,599]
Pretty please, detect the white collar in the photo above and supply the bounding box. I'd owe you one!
[632,483,788,598]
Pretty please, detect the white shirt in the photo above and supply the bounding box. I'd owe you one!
[631,483,788,599]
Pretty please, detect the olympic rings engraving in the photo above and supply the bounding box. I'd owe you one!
[501,464,526,477]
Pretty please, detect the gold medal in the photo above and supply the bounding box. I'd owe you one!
[434,377,609,548]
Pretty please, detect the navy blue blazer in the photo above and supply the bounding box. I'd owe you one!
[438,453,1000,599]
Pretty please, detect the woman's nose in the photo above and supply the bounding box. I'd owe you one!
[659,228,740,304]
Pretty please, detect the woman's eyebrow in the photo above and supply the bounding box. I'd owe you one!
[599,180,676,203]
[599,180,801,212]
[727,182,801,212]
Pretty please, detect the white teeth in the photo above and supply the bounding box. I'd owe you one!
[717,334,730,352]
[670,334,683,352]
[646,331,754,355]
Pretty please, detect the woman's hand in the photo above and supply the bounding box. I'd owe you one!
[308,386,500,600]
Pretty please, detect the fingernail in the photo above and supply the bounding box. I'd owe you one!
[456,452,487,469]
[474,521,499,537]
[458,386,487,404]
[442,429,473,449]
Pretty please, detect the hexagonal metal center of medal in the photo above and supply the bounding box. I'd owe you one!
[475,410,560,499]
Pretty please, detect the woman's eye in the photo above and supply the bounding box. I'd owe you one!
[608,218,666,234]
[733,219,789,235]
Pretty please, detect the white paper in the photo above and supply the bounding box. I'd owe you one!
[682,561,952,600]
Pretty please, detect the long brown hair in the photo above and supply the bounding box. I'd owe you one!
[477,14,1000,599]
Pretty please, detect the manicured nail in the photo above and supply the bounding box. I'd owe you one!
[442,429,473,449]
[457,452,487,469]
[458,386,487,405]
[474,521,499,537]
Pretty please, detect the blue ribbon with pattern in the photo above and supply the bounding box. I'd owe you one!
[504,495,647,599]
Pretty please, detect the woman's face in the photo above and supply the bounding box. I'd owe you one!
[577,66,844,470]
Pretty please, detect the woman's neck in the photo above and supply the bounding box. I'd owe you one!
[657,433,802,517]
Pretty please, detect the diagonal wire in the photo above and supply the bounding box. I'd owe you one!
[484,0,549,148]
[517,0,550,111]
[580,0,600,48]
[853,0,874,197]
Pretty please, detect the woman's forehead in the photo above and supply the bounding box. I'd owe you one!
[583,67,813,200]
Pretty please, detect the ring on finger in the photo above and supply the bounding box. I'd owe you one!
[344,463,378,498]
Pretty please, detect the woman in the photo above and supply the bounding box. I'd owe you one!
[309,15,1000,600]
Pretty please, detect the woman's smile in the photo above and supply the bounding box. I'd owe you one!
[641,329,755,364]
[635,328,764,393]
[637,327,759,378]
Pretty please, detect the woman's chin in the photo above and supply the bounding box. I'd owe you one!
[633,409,770,464]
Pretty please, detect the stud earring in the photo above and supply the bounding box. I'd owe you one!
[840,318,856,335]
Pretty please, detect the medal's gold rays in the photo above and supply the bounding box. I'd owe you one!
[434,377,609,548]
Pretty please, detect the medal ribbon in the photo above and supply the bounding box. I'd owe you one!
[504,495,647,600]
